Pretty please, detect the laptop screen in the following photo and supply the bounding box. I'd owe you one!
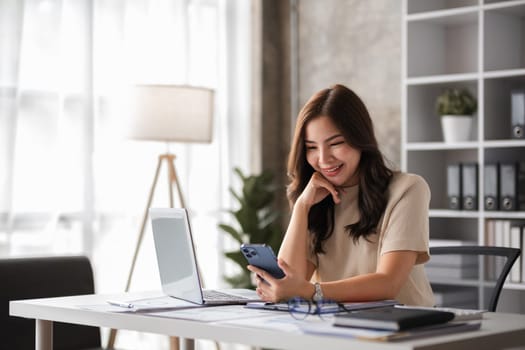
[150,208,204,304]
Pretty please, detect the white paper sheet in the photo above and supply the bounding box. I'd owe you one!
[147,304,278,322]
[78,295,198,313]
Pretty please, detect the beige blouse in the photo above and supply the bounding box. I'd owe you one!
[308,172,435,306]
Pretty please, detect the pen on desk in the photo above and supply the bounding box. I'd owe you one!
[106,300,135,309]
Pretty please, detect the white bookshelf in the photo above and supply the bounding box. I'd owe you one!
[402,0,525,311]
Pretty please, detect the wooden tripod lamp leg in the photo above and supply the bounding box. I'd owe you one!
[164,154,175,208]
[165,154,185,208]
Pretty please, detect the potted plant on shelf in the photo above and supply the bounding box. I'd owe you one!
[436,88,477,143]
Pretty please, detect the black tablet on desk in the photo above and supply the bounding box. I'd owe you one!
[333,306,455,331]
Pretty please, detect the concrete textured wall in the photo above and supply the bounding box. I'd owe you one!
[295,0,402,167]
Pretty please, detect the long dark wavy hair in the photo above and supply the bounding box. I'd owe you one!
[287,84,393,254]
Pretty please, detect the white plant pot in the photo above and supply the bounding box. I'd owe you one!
[441,115,473,143]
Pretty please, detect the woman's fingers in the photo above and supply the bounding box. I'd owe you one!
[313,172,341,202]
[249,264,287,302]
[247,265,275,285]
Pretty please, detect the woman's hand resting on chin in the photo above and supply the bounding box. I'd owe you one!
[297,172,341,209]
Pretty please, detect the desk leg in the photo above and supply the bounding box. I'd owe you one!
[36,319,53,350]
[169,336,179,350]
[180,338,195,350]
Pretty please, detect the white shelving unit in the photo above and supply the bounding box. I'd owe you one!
[402,0,525,312]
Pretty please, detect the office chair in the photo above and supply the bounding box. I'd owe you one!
[428,246,520,312]
[0,256,105,350]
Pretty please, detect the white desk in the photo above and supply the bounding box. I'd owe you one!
[9,291,525,350]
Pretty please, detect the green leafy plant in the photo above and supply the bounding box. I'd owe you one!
[436,88,477,116]
[218,167,282,288]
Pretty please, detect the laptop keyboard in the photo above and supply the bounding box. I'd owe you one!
[203,290,249,301]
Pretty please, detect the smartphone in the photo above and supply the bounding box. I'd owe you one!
[240,243,285,279]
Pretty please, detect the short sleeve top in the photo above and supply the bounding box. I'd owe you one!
[308,172,435,306]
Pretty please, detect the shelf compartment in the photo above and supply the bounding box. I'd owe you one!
[484,146,525,163]
[484,74,525,140]
[484,3,525,71]
[407,0,478,15]
[430,217,479,242]
[430,284,479,309]
[407,82,478,142]
[484,149,525,214]
[407,149,478,209]
[407,11,478,77]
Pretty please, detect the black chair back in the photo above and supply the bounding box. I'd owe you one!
[0,256,102,350]
[428,246,520,312]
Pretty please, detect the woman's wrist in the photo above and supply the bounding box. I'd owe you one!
[293,198,311,213]
[300,281,316,300]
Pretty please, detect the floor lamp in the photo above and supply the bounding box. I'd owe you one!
[107,84,214,349]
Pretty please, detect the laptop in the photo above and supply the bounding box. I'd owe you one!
[149,207,260,305]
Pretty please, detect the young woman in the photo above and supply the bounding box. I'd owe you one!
[248,84,434,306]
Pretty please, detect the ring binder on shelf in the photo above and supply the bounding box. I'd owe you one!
[500,163,518,211]
[484,163,499,211]
[511,90,525,139]
[447,164,462,210]
[462,163,478,211]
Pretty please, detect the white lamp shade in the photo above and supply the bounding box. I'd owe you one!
[127,84,214,143]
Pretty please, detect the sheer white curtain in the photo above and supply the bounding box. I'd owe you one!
[0,0,252,346]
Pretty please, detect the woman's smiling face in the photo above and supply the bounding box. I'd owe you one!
[304,115,361,187]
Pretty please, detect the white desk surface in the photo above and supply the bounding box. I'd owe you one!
[10,290,525,350]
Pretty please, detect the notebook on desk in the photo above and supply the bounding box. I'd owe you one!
[150,207,260,305]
